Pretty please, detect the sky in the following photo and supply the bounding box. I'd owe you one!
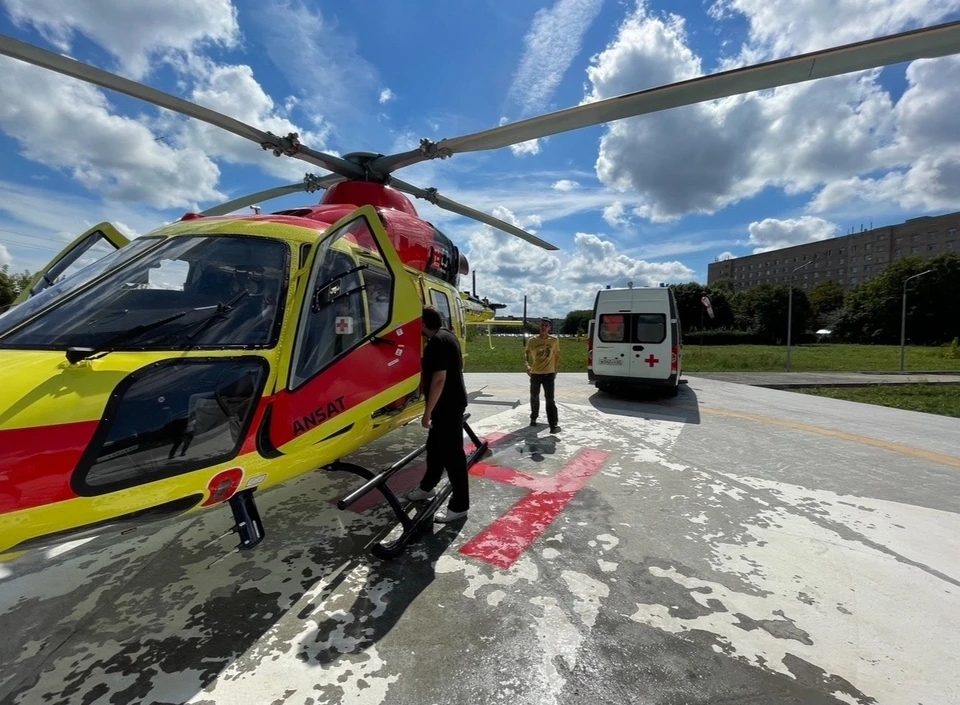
[1,0,959,317]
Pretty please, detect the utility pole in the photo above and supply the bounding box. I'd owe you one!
[786,260,812,372]
[900,269,933,371]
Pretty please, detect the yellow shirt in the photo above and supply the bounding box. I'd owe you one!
[526,335,560,374]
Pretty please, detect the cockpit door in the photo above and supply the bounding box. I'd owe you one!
[265,205,422,454]
[12,223,130,306]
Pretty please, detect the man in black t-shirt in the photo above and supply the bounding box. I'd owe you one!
[406,305,470,522]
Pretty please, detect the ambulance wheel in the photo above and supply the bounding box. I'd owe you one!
[665,384,679,398]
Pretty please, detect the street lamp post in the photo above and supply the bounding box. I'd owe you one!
[786,260,812,372]
[899,269,933,371]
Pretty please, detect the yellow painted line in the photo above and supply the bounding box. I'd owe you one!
[700,406,960,470]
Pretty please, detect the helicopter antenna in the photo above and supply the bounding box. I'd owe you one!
[249,205,261,215]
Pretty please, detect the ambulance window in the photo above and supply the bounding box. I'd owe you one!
[598,314,625,342]
[430,289,453,329]
[635,314,666,343]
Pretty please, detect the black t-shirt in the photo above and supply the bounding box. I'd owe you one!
[422,328,468,418]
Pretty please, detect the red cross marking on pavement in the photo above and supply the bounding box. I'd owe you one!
[337,430,610,571]
[645,354,659,367]
[460,447,611,570]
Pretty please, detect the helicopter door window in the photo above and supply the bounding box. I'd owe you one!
[362,259,392,334]
[430,289,453,330]
[290,217,396,390]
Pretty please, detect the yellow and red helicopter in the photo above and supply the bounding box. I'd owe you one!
[0,21,958,561]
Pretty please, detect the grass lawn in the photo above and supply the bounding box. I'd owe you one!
[795,384,960,418]
[462,336,960,374]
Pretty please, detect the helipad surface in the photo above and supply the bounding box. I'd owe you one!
[1,373,958,705]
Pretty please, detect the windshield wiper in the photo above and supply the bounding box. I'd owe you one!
[64,292,248,363]
[182,291,249,344]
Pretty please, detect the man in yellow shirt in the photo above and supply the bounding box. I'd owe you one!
[525,318,561,433]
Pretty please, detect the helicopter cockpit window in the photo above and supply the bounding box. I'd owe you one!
[147,259,190,290]
[0,236,164,336]
[290,217,395,390]
[0,235,289,351]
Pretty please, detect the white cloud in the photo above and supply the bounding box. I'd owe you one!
[258,0,380,131]
[552,179,579,191]
[1,0,240,79]
[461,207,694,317]
[710,0,960,58]
[747,216,839,253]
[0,244,11,267]
[175,57,332,183]
[584,1,960,224]
[810,55,960,214]
[509,139,542,157]
[717,251,735,260]
[379,88,395,104]
[0,180,176,272]
[602,201,629,227]
[0,59,225,210]
[507,0,605,117]
[0,4,339,211]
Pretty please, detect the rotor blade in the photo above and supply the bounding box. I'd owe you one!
[370,20,960,173]
[199,174,344,216]
[389,178,559,251]
[0,33,365,180]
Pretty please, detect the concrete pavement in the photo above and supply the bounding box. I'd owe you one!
[1,372,958,704]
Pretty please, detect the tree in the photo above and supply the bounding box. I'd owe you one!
[0,265,16,309]
[833,253,960,345]
[1,265,33,311]
[669,282,735,331]
[808,279,845,326]
[561,309,592,335]
[737,283,812,344]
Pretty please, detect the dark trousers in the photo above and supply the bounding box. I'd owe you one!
[530,373,558,427]
[420,412,469,512]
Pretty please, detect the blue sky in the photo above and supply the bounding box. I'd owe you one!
[1,0,959,316]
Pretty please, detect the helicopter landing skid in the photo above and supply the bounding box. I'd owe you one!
[203,489,266,567]
[332,414,488,560]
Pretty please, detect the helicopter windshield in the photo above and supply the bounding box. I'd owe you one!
[0,235,289,351]
[0,236,164,336]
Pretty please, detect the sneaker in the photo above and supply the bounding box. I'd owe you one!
[406,486,435,501]
[530,419,538,427]
[550,426,562,434]
[434,508,468,523]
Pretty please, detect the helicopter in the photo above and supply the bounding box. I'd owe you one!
[0,20,959,562]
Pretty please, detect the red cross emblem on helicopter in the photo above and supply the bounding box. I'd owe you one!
[335,316,353,334]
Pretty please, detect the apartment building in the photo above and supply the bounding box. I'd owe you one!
[707,210,960,292]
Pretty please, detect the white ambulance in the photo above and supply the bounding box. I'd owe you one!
[586,284,683,396]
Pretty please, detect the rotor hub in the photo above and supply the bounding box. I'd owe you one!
[342,152,389,183]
